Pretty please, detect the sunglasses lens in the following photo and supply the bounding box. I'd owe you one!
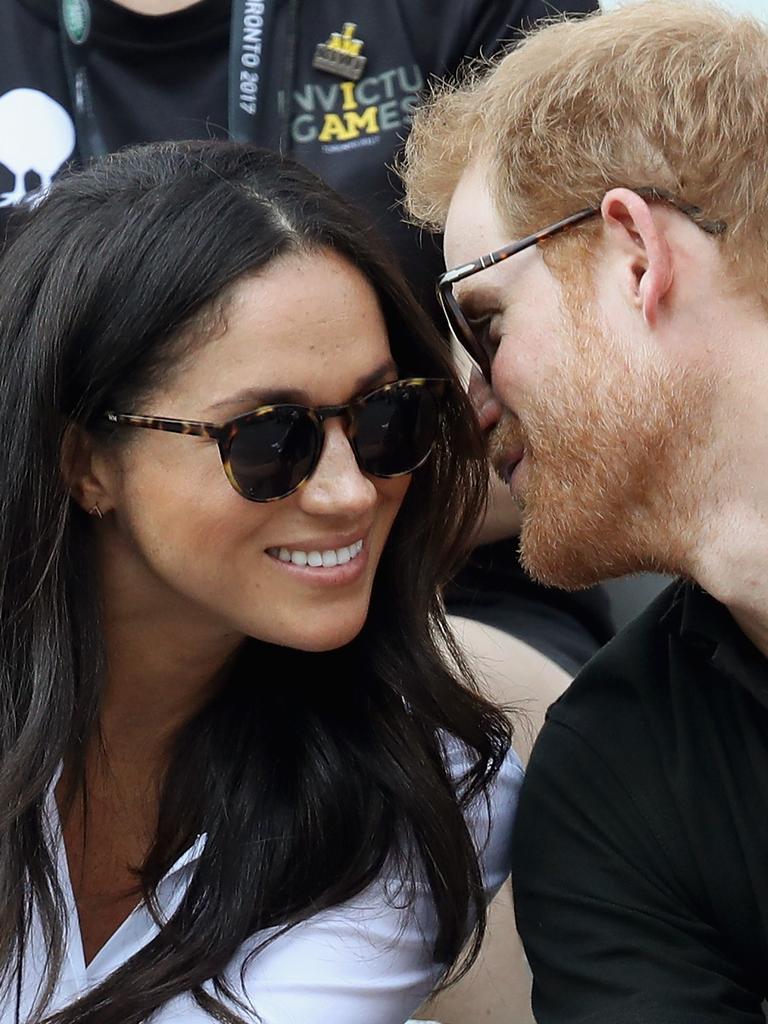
[444,290,491,381]
[355,384,441,477]
[228,408,319,501]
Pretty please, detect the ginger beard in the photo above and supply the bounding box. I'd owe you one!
[487,297,715,589]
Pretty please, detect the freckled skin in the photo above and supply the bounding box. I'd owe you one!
[443,163,715,589]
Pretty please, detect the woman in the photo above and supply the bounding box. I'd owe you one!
[0,140,519,1024]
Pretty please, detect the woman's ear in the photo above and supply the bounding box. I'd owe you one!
[60,423,114,517]
[600,188,674,328]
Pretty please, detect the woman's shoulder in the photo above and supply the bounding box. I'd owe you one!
[439,729,524,792]
[439,731,522,896]
[219,739,521,1024]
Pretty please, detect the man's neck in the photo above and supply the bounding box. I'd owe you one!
[692,513,768,658]
[687,367,768,657]
[731,607,768,659]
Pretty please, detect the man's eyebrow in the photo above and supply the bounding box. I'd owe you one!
[454,281,502,322]
[206,360,399,416]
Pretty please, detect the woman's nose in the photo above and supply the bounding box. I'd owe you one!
[296,419,378,517]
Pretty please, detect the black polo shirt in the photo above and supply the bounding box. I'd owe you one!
[512,580,768,1023]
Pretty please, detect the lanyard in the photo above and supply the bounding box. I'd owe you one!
[58,0,108,158]
[57,0,288,161]
[228,0,278,143]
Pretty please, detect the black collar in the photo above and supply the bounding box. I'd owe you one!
[663,580,768,708]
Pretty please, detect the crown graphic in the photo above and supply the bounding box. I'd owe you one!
[313,22,367,81]
[326,23,363,56]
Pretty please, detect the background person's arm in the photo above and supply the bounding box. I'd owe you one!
[472,469,523,548]
[416,621,571,1024]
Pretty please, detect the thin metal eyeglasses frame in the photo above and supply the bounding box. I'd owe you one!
[436,186,727,381]
[103,377,447,502]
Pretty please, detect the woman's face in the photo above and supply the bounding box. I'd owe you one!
[93,250,411,652]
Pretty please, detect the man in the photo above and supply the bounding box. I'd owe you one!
[402,1,768,1020]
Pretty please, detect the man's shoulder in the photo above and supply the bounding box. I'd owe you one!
[521,581,712,874]
[563,578,682,682]
[544,579,692,745]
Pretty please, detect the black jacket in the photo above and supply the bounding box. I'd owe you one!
[0,0,597,309]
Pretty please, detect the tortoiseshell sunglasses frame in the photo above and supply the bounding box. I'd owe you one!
[437,185,727,381]
[104,377,448,503]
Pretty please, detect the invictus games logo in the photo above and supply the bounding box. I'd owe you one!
[291,64,424,153]
[61,0,91,45]
[312,23,367,81]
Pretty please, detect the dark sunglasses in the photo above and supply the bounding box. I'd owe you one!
[104,378,447,503]
[437,186,727,381]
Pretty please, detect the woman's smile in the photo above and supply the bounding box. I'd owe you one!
[265,533,369,585]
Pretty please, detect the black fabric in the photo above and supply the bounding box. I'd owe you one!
[4,0,598,306]
[513,580,768,1023]
[0,0,609,668]
[445,538,613,674]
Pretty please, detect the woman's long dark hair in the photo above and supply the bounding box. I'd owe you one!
[0,141,511,1024]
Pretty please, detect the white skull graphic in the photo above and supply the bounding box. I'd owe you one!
[0,88,76,207]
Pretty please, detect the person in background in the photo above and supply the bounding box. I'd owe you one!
[0,138,519,1024]
[402,1,768,1020]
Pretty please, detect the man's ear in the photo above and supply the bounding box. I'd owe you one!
[600,188,673,328]
[60,423,114,517]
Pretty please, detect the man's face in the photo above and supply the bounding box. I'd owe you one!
[443,162,713,588]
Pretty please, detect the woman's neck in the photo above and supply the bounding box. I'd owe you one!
[87,503,253,774]
[99,626,241,769]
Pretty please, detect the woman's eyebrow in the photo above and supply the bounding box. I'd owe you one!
[206,360,399,416]
[355,359,399,392]
[207,385,310,413]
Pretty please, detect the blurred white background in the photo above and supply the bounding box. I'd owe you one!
[601,0,767,15]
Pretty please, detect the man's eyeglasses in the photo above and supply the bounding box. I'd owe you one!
[436,186,727,381]
[104,378,447,503]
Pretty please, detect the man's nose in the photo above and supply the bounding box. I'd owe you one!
[468,367,503,431]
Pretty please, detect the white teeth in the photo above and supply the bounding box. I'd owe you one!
[267,539,364,568]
